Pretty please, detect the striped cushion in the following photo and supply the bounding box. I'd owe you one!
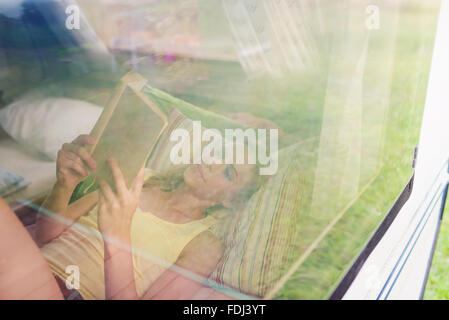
[146,108,198,173]
[209,144,303,297]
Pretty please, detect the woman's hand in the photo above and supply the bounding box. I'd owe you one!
[36,135,97,246]
[99,159,144,301]
[97,158,145,243]
[56,135,97,191]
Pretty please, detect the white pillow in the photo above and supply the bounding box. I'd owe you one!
[0,96,102,161]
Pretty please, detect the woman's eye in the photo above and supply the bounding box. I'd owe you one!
[224,166,233,181]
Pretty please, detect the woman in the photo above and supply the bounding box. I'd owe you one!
[0,134,262,300]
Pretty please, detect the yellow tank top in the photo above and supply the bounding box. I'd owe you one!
[41,171,217,300]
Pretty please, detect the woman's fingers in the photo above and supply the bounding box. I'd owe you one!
[57,167,82,185]
[72,134,96,146]
[107,158,128,197]
[98,179,117,204]
[59,149,87,172]
[68,161,89,178]
[58,152,89,177]
[62,143,97,170]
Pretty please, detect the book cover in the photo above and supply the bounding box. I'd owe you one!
[88,72,168,189]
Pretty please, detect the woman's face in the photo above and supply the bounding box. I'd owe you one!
[183,163,256,205]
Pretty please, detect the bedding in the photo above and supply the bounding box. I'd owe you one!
[0,126,7,139]
[0,95,102,161]
[0,167,29,198]
[0,137,56,203]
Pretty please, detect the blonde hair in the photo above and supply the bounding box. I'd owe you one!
[143,164,267,211]
[143,165,188,192]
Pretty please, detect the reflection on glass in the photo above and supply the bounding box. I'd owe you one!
[0,0,441,300]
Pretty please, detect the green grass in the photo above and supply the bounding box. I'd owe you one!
[424,205,449,299]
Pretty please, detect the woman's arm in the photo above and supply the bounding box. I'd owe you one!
[98,158,144,300]
[99,159,224,300]
[103,236,138,300]
[103,229,223,300]
[141,231,223,300]
[35,135,97,246]
[0,197,63,299]
[36,189,98,246]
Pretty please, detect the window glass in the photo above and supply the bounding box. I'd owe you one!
[0,0,441,299]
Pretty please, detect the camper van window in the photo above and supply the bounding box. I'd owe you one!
[0,0,441,300]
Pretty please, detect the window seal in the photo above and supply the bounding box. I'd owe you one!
[329,173,415,300]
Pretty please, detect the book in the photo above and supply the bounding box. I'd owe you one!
[0,167,30,198]
[88,72,168,189]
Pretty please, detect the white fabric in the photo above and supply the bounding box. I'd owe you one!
[0,137,56,202]
[0,96,102,160]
